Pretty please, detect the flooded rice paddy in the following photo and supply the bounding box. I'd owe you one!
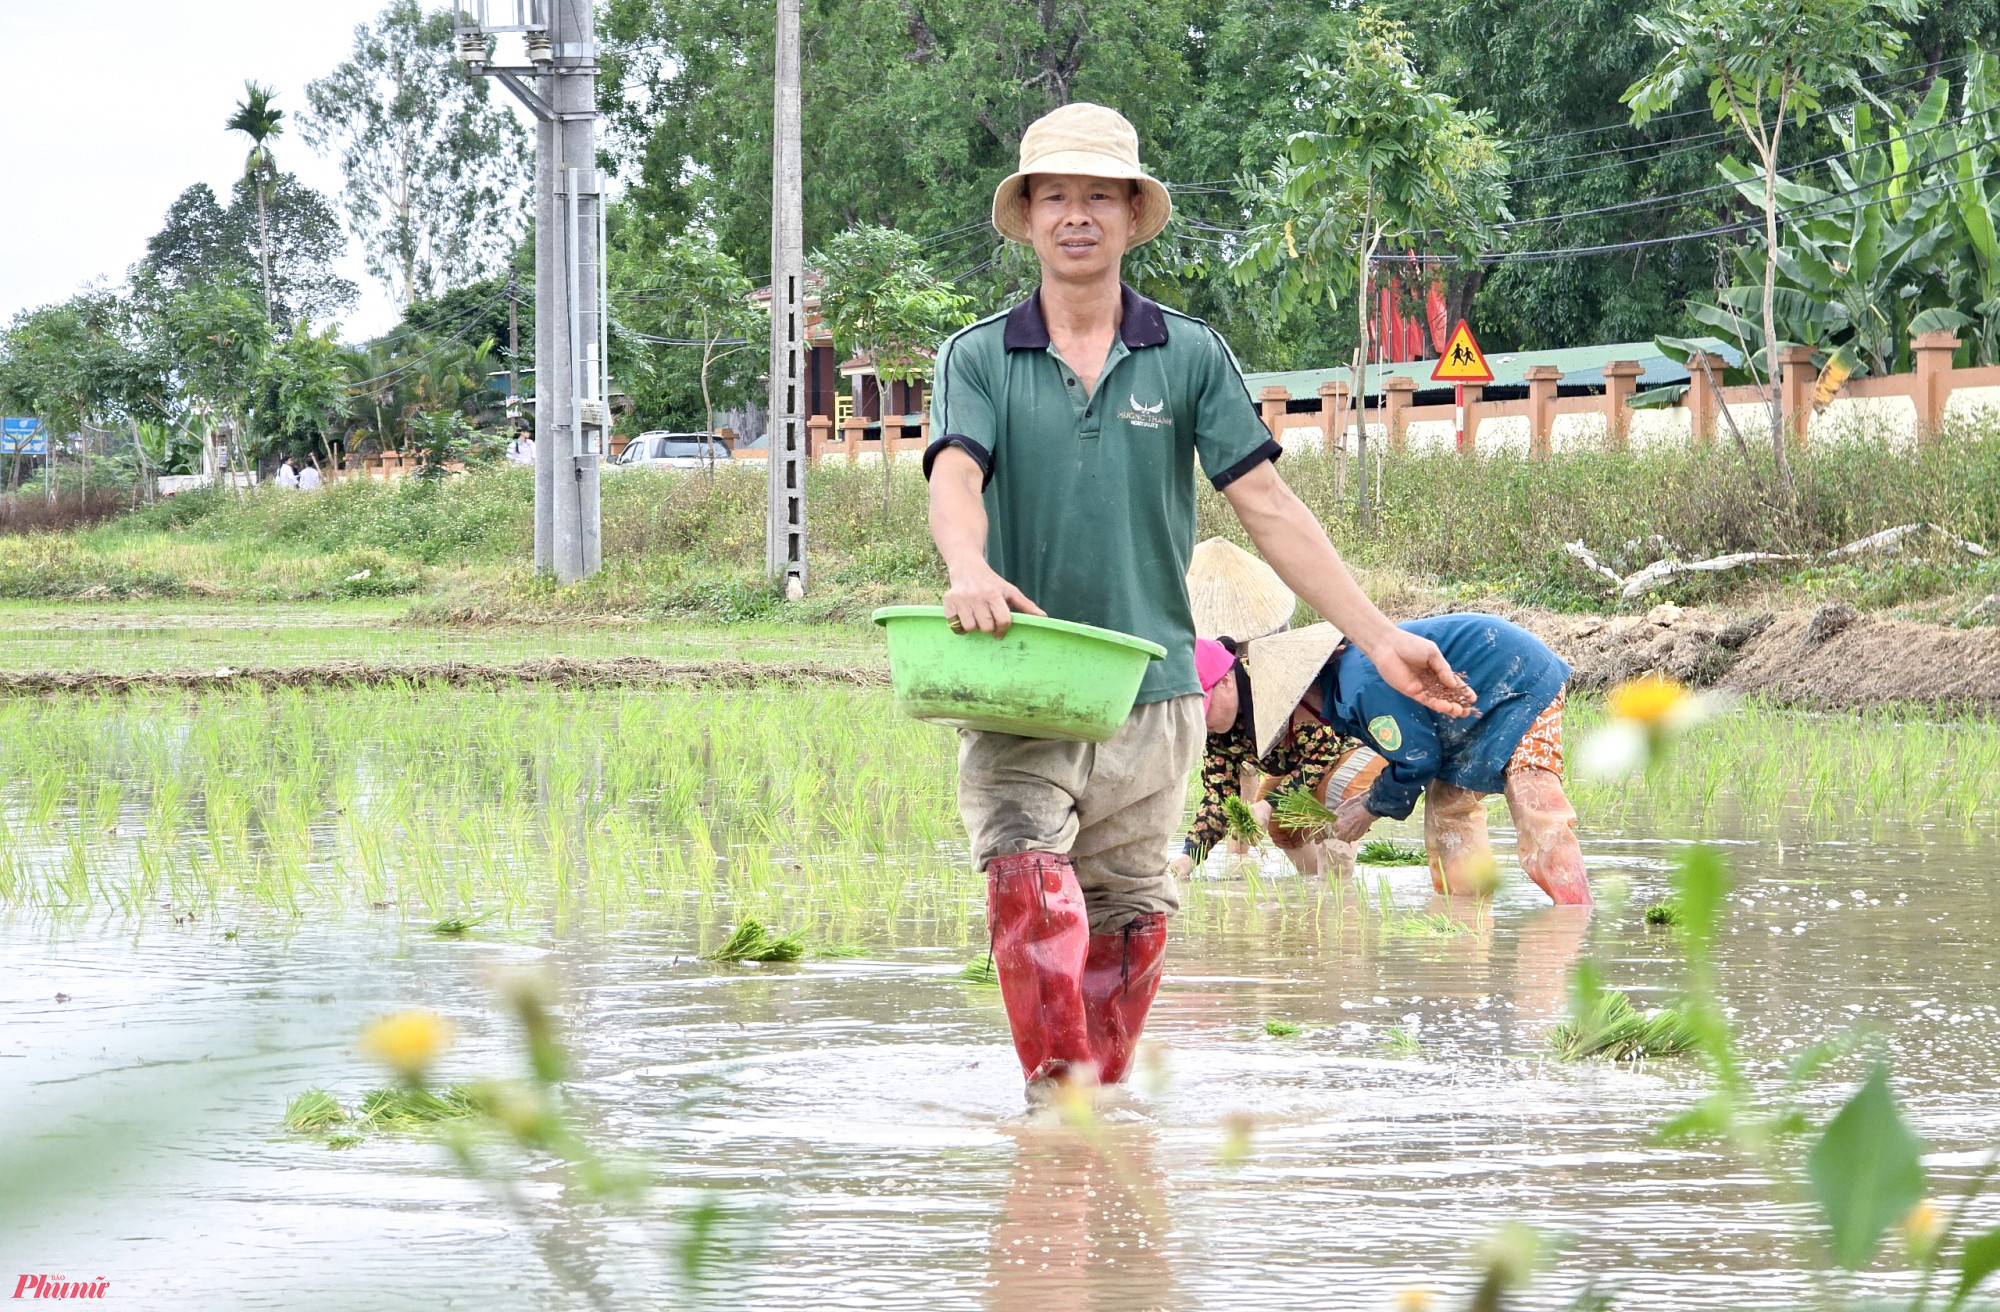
[4,685,1998,1309]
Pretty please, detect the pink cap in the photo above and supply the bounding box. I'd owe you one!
[1195,638,1236,714]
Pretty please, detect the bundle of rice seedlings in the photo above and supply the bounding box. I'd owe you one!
[1357,839,1427,867]
[355,1084,482,1131]
[1644,901,1682,926]
[958,953,999,986]
[1270,788,1337,837]
[432,911,495,936]
[282,1087,349,1133]
[1263,1019,1302,1038]
[707,919,806,963]
[1223,795,1265,845]
[1550,988,1698,1061]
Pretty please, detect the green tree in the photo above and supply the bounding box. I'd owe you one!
[1233,11,1508,520]
[225,81,286,323]
[302,0,531,306]
[166,279,271,486]
[135,177,356,324]
[254,322,354,471]
[1623,0,1920,488]
[611,223,759,445]
[811,224,973,517]
[0,292,146,494]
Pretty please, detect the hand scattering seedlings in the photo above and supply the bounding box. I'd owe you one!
[706,919,806,963]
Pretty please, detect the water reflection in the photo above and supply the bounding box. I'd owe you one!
[988,1126,1171,1312]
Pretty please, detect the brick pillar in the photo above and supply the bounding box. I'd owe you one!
[1382,375,1416,453]
[1317,380,1347,454]
[1913,331,1961,441]
[1684,352,1724,447]
[1258,385,1290,440]
[1778,345,1817,447]
[808,415,833,466]
[1602,360,1644,449]
[842,416,868,462]
[1525,364,1562,458]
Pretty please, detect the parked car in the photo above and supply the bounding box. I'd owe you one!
[608,432,733,470]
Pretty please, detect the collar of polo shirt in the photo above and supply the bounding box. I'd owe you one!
[1001,284,1169,353]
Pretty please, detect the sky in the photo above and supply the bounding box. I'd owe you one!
[0,1,493,341]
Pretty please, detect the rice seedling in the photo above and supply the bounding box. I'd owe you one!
[1222,795,1264,846]
[707,918,806,963]
[958,953,998,986]
[354,1085,483,1131]
[1356,839,1427,867]
[1551,963,1699,1062]
[1263,1019,1303,1038]
[1379,1026,1421,1057]
[432,911,495,936]
[1644,901,1682,926]
[282,1087,349,1133]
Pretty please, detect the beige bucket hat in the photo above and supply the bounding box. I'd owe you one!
[991,102,1173,246]
[1187,538,1295,642]
[1245,622,1346,758]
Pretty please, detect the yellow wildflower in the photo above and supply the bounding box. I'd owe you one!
[1606,674,1693,726]
[1394,1289,1435,1312]
[1902,1198,1943,1259]
[360,1009,453,1080]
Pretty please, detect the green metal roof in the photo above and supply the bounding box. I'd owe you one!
[1243,337,1743,402]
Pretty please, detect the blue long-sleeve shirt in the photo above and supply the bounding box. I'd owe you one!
[1315,615,1571,821]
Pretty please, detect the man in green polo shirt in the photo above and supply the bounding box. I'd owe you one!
[926,102,1473,1103]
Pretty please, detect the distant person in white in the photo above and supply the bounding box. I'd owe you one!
[275,459,299,489]
[508,433,535,466]
[297,462,322,491]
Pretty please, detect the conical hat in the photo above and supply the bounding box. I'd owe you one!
[1245,622,1346,758]
[1186,538,1295,641]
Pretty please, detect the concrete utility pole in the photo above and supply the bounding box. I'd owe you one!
[766,0,807,594]
[456,0,605,583]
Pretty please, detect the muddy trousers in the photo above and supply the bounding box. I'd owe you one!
[1423,768,1591,905]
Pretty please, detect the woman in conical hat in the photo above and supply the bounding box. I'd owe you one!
[1182,614,1592,905]
[1173,628,1372,880]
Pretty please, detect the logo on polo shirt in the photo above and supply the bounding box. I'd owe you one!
[1117,394,1172,429]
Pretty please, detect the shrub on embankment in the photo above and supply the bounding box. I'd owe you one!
[13,426,2000,619]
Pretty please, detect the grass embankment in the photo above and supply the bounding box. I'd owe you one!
[6,427,1999,624]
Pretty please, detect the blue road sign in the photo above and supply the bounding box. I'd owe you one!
[0,419,44,455]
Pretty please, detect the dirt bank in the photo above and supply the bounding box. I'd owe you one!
[1490,603,2000,712]
[0,656,892,697]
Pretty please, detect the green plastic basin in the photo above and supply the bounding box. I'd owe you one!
[871,606,1167,742]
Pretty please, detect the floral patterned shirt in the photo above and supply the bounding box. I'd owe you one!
[1182,717,1354,860]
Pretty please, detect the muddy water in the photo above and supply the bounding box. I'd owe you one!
[5,821,1998,1308]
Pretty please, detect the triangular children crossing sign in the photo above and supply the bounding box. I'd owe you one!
[1430,320,1494,385]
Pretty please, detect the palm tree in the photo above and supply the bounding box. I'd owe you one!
[225,81,284,323]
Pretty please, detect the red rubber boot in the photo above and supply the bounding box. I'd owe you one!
[986,852,1094,1084]
[1081,912,1167,1086]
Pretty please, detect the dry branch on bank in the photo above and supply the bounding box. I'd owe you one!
[1565,523,1992,601]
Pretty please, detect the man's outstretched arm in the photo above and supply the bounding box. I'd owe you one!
[928,445,1044,635]
[1221,461,1474,717]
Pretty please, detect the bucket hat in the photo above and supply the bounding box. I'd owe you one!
[991,103,1173,246]
[1187,538,1295,641]
[1244,623,1346,758]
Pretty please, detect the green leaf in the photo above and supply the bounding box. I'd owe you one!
[1805,1063,1927,1271]
[1952,1228,2000,1309]
[1671,846,1730,952]
[1910,307,1974,336]
[1627,383,1688,409]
